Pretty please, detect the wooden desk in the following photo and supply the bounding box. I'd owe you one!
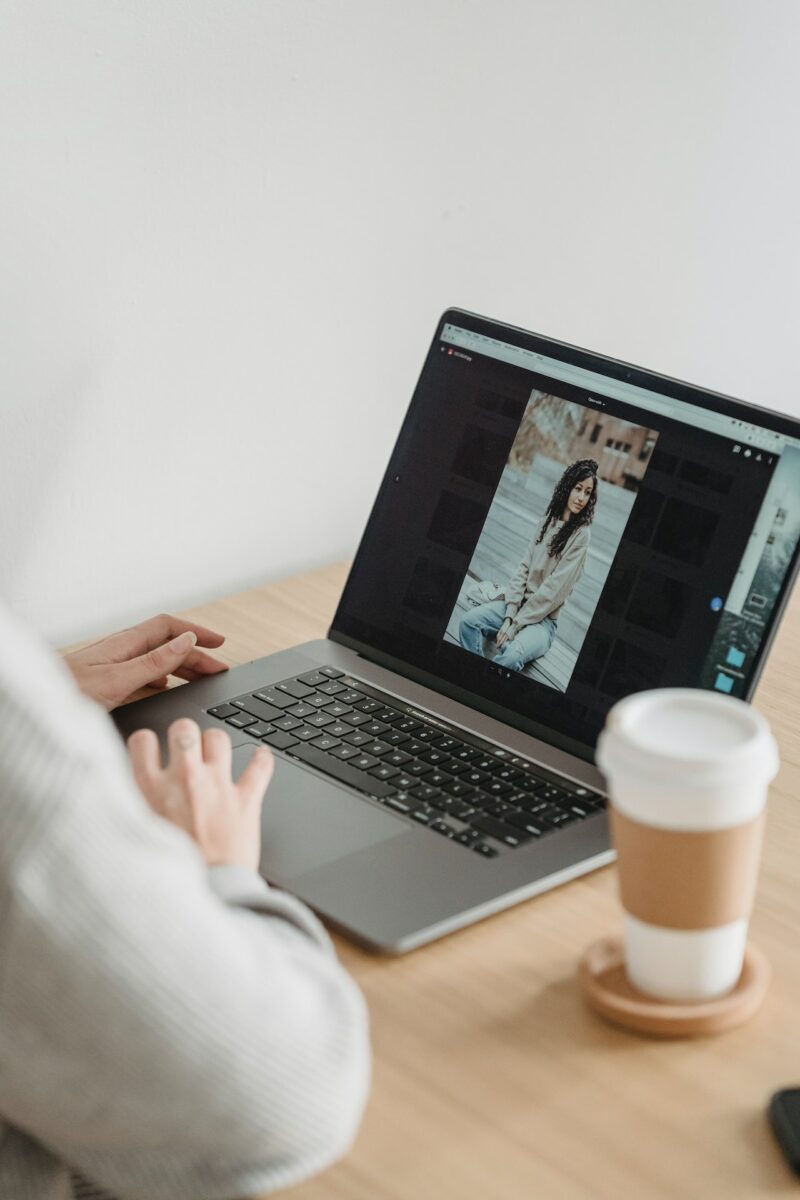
[170,562,800,1198]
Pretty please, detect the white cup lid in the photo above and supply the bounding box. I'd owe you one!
[597,688,779,788]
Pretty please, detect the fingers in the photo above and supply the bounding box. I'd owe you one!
[132,614,226,652]
[172,648,230,682]
[167,717,203,770]
[111,631,200,695]
[127,728,162,789]
[237,746,274,805]
[202,726,232,772]
[97,615,227,666]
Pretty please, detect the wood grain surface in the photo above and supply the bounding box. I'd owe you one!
[136,562,800,1197]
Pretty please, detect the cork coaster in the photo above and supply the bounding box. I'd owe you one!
[578,937,770,1038]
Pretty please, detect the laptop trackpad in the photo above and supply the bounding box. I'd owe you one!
[233,745,407,879]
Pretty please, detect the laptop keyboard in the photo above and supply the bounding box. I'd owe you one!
[207,667,606,860]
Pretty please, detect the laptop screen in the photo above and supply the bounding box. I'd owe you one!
[330,309,800,763]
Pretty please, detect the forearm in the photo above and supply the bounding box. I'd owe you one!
[0,792,369,1200]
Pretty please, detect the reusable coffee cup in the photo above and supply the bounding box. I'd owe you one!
[596,689,779,1002]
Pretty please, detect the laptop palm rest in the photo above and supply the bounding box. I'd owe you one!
[233,745,408,880]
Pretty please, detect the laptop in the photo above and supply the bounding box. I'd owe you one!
[113,308,800,953]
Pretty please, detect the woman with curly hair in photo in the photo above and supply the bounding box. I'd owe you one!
[460,458,599,672]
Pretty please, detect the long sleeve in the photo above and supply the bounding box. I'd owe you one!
[0,603,370,1200]
[504,537,536,614]
[513,526,589,629]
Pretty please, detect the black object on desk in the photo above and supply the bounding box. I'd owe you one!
[769,1088,800,1178]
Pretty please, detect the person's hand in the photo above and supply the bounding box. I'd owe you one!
[64,613,229,710]
[495,618,515,649]
[127,718,273,871]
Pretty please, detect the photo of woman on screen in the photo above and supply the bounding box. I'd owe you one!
[459,458,598,672]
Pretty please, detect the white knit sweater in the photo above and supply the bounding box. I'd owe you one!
[0,603,370,1200]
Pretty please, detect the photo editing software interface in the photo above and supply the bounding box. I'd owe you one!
[334,322,800,758]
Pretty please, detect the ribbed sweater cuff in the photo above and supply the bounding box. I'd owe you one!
[207,865,334,953]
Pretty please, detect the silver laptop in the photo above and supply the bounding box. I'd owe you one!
[114,309,800,953]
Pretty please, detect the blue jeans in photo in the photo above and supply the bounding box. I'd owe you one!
[459,600,557,671]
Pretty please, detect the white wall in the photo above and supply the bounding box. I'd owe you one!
[2,0,799,645]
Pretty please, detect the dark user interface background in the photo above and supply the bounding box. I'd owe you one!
[332,318,789,760]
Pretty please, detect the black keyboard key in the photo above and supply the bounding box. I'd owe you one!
[385,750,412,767]
[474,842,499,858]
[452,746,480,762]
[432,735,460,752]
[253,689,296,709]
[442,779,476,798]
[273,715,302,731]
[261,730,299,750]
[456,829,481,845]
[336,689,363,705]
[425,770,450,787]
[353,698,381,713]
[411,783,442,803]
[311,734,342,751]
[471,815,530,848]
[276,680,315,699]
[369,763,399,781]
[395,718,420,733]
[434,815,470,837]
[464,769,491,788]
[317,680,345,695]
[208,704,238,720]
[292,725,319,742]
[512,775,547,793]
[405,739,427,756]
[343,730,371,747]
[474,756,503,773]
[361,720,389,737]
[305,712,334,728]
[480,799,517,818]
[445,798,477,819]
[289,742,395,796]
[323,702,353,718]
[319,666,345,678]
[443,759,469,775]
[297,670,329,687]
[406,760,433,777]
[345,711,372,727]
[495,766,523,784]
[330,744,360,760]
[413,726,440,742]
[411,807,435,824]
[484,779,513,796]
[233,696,284,722]
[287,702,316,719]
[430,820,454,838]
[507,812,548,837]
[243,722,275,739]
[419,748,449,766]
[306,694,333,709]
[325,721,352,738]
[394,773,415,790]
[374,708,402,724]
[362,740,391,757]
[569,803,593,817]
[226,712,256,729]
[386,793,414,813]
[351,753,379,771]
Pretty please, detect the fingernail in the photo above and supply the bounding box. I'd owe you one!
[170,631,197,652]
